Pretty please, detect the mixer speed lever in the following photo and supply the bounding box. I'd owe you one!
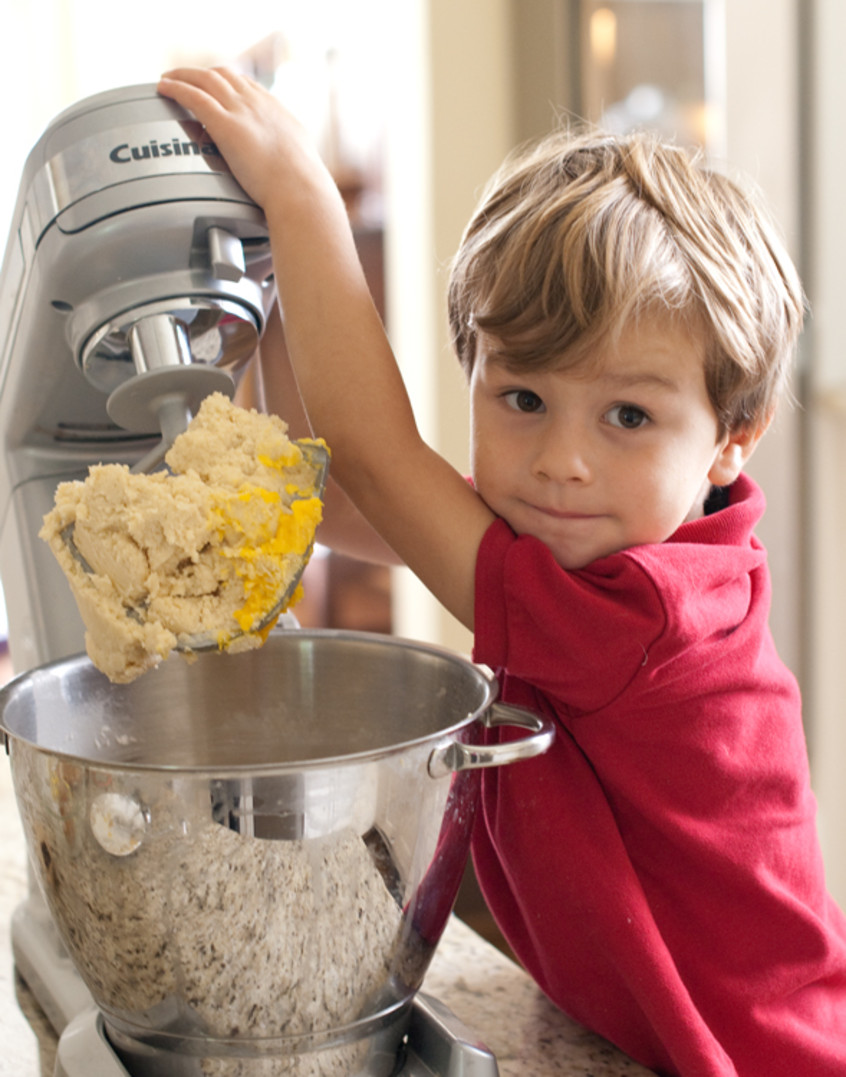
[208,226,246,282]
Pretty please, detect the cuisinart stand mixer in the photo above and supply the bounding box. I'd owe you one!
[0,85,499,1076]
[0,81,274,1069]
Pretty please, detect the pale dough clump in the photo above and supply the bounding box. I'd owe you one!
[40,393,326,683]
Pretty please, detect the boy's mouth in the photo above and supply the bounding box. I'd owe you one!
[527,503,604,522]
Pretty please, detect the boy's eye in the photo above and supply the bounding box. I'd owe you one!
[605,404,650,429]
[504,389,545,413]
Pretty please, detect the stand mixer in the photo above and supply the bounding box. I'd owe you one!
[0,85,500,1076]
[0,79,273,1068]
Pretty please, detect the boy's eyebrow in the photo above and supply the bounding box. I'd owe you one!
[597,370,681,393]
[483,349,683,393]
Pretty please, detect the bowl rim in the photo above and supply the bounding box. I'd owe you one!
[0,628,500,776]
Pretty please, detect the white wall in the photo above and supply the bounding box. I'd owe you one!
[385,0,517,655]
[804,0,846,906]
[723,0,804,691]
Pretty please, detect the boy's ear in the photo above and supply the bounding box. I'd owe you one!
[708,417,771,487]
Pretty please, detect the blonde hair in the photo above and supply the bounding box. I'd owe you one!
[447,128,805,431]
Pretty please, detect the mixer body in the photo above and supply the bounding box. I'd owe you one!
[0,83,275,671]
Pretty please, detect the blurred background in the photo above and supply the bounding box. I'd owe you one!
[1,0,845,929]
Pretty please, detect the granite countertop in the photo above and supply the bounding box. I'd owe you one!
[0,758,653,1077]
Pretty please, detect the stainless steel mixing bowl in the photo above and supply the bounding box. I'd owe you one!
[0,629,552,1075]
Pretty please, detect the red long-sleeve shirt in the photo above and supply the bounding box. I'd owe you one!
[472,473,846,1076]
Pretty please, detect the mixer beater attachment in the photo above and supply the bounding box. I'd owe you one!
[105,308,239,473]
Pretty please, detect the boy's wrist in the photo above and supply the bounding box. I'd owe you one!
[263,170,349,234]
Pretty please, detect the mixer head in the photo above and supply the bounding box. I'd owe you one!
[0,82,275,464]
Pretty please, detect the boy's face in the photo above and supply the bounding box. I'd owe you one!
[469,316,754,570]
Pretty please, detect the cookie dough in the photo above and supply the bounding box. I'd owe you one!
[40,392,327,683]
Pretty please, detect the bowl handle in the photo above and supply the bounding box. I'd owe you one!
[427,703,555,778]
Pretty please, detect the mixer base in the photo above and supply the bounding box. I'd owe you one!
[54,995,499,1076]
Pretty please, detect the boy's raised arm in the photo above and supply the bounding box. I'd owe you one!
[157,67,494,629]
[244,304,403,565]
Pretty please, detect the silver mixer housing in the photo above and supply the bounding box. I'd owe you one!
[0,84,275,671]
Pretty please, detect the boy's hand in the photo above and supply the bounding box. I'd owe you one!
[157,67,334,215]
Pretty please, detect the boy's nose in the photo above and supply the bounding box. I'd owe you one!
[531,424,593,483]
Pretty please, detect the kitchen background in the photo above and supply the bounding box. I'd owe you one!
[1,0,844,935]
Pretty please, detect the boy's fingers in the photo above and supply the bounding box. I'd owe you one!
[157,71,252,131]
[159,66,259,107]
[157,72,217,115]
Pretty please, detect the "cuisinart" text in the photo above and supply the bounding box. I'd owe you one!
[109,137,222,163]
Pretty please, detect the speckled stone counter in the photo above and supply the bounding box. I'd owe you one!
[0,759,653,1077]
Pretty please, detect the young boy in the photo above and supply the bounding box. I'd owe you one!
[158,68,846,1075]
